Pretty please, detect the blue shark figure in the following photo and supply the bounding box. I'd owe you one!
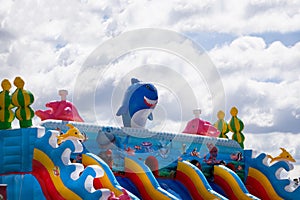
[117,78,158,128]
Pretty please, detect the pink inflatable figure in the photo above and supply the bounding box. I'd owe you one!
[183,109,220,137]
[35,90,84,122]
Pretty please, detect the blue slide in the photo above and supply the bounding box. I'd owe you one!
[116,176,142,199]
[158,178,192,200]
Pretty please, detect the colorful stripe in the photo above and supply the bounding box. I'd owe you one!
[17,89,25,107]
[124,157,174,200]
[0,91,14,123]
[213,165,259,200]
[228,116,244,133]
[215,119,229,138]
[32,159,65,200]
[12,89,34,120]
[176,161,225,200]
[33,148,81,200]
[0,108,14,122]
[126,167,155,200]
[0,91,6,121]
[81,153,125,197]
[220,120,228,134]
[232,132,245,144]
[246,167,283,200]
[228,115,245,148]
[233,117,240,131]
[15,107,34,121]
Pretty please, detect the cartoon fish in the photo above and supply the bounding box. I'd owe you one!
[125,147,135,156]
[230,152,243,161]
[134,145,141,150]
[57,124,85,145]
[267,147,296,163]
[116,78,158,128]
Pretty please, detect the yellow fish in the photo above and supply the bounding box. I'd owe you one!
[57,124,85,145]
[267,147,296,163]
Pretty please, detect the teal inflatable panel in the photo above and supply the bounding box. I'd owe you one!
[0,127,43,174]
[0,174,45,200]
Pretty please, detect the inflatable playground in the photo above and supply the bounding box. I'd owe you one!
[0,76,299,200]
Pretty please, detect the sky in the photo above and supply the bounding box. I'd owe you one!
[0,0,300,178]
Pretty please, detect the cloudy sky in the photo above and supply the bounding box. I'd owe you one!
[1,1,300,178]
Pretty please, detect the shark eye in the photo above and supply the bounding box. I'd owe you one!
[145,84,154,91]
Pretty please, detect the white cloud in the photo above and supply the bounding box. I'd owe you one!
[209,36,300,133]
[111,0,300,34]
[0,0,300,178]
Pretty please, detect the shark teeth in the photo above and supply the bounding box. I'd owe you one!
[144,96,157,107]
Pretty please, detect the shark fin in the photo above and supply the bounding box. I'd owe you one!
[148,113,153,120]
[131,78,140,84]
[116,106,127,116]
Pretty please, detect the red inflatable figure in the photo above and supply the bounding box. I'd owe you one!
[183,109,220,137]
[35,90,84,122]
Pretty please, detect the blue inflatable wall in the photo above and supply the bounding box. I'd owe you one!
[0,127,45,200]
[0,127,42,174]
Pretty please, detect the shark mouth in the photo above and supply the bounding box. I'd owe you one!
[144,96,157,107]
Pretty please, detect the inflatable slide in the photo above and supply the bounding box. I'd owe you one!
[33,129,112,199]
[176,161,227,200]
[157,178,192,200]
[213,165,259,200]
[0,126,138,200]
[124,156,180,200]
[82,153,139,200]
[245,152,300,200]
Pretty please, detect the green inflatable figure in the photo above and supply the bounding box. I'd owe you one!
[11,77,34,128]
[228,107,245,148]
[0,79,15,129]
[214,110,229,139]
